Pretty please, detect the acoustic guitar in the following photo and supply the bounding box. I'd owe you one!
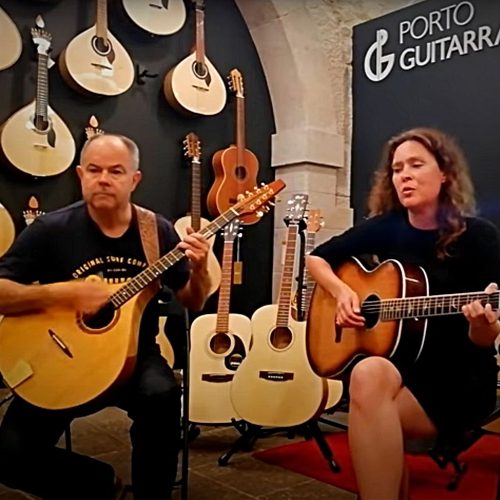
[175,132,221,297]
[306,256,500,378]
[0,6,22,71]
[122,0,186,36]
[0,20,76,177]
[207,68,260,225]
[291,209,343,410]
[231,194,328,427]
[189,219,252,424]
[0,202,15,258]
[59,0,135,96]
[0,179,285,410]
[163,0,226,116]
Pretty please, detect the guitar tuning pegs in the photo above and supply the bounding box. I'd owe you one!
[268,201,276,207]
[256,211,264,218]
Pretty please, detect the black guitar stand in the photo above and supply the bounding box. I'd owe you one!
[217,418,341,473]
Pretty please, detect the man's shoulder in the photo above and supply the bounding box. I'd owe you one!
[37,200,86,228]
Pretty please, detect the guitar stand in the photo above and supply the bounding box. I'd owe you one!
[217,419,341,473]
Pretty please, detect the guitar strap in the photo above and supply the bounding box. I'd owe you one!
[134,204,161,293]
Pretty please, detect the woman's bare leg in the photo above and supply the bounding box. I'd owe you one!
[348,357,437,500]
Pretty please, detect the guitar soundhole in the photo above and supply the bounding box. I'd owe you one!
[92,36,112,56]
[235,166,247,180]
[362,294,381,329]
[192,61,208,80]
[34,115,49,133]
[270,327,292,350]
[81,303,116,332]
[210,332,231,354]
[225,336,247,371]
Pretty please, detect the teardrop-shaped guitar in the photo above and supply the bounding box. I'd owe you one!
[0,19,76,177]
[0,6,22,71]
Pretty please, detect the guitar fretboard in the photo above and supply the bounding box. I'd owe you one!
[109,208,236,309]
[276,223,300,327]
[376,291,500,321]
[35,53,49,123]
[191,158,201,231]
[215,237,236,332]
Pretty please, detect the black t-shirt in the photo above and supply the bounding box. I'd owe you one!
[0,201,190,348]
[312,211,500,432]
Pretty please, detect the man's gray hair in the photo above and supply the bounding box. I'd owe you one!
[79,133,140,171]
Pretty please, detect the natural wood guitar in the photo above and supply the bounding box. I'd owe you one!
[175,133,221,297]
[59,0,135,96]
[0,6,22,71]
[0,179,285,410]
[207,68,260,225]
[306,257,500,378]
[291,209,343,410]
[189,219,252,424]
[0,202,15,257]
[122,0,186,36]
[0,20,76,177]
[163,0,226,116]
[231,194,328,427]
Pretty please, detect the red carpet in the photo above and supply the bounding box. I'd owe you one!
[253,432,500,499]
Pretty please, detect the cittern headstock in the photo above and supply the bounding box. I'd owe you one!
[183,132,201,162]
[228,68,244,98]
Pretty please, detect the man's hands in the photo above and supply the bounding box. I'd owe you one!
[176,227,210,273]
[52,280,109,315]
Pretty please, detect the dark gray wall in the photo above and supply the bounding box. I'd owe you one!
[0,0,276,316]
[352,0,500,225]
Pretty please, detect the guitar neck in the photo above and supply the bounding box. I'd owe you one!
[276,223,300,326]
[302,231,316,315]
[35,53,49,125]
[191,158,201,231]
[235,94,246,165]
[96,0,108,41]
[215,240,235,332]
[109,209,237,309]
[378,291,500,321]
[194,6,205,65]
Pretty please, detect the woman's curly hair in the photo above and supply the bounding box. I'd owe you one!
[367,127,476,259]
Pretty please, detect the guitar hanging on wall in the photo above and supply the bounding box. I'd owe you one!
[0,6,22,71]
[0,179,285,410]
[207,68,259,225]
[189,219,252,424]
[163,0,226,116]
[231,194,328,428]
[174,132,222,297]
[122,0,186,36]
[0,202,15,258]
[59,0,135,96]
[0,17,76,177]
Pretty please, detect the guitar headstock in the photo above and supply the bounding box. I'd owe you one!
[31,16,52,56]
[192,0,205,11]
[223,219,241,243]
[233,179,286,219]
[228,68,244,98]
[85,115,105,140]
[284,194,309,227]
[183,132,201,162]
[307,209,324,233]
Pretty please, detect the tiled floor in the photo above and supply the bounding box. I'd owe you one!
[0,387,354,500]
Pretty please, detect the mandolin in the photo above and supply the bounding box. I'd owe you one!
[231,194,328,427]
[189,219,252,424]
[0,18,76,177]
[0,179,285,410]
[163,0,226,116]
[0,6,22,71]
[174,132,222,297]
[207,68,259,225]
[122,0,186,36]
[0,202,15,258]
[59,0,135,96]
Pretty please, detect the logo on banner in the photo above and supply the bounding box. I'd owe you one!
[362,1,500,83]
[364,29,395,82]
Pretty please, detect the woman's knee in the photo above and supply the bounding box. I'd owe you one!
[349,357,402,406]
